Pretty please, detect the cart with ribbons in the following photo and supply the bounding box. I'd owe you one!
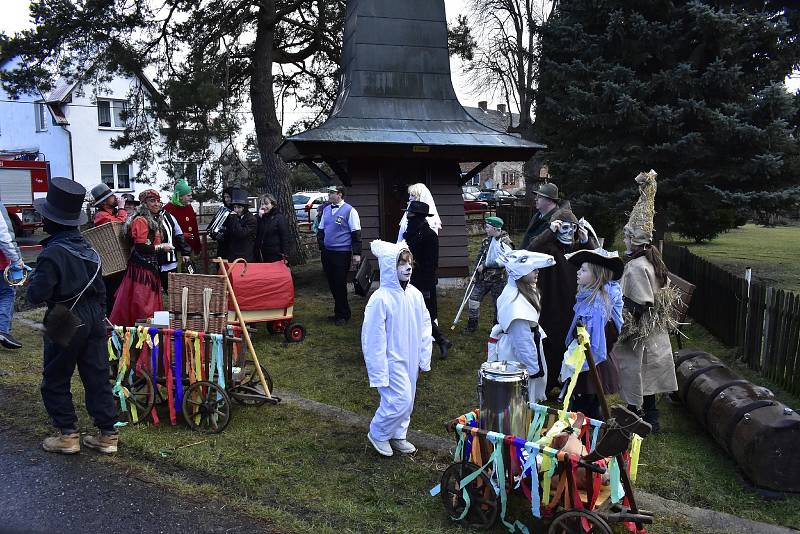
[107,323,279,433]
[433,326,654,533]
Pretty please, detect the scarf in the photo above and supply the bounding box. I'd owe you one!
[565,281,623,366]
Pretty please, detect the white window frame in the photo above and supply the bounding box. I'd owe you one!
[100,162,133,191]
[172,161,199,188]
[97,98,127,129]
[35,102,49,132]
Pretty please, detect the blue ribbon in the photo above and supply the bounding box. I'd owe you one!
[149,327,159,385]
[174,329,184,413]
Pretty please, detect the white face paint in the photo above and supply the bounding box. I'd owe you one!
[397,260,413,282]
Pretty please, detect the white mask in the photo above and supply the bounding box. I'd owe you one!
[397,261,412,282]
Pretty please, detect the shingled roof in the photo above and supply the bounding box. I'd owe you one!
[277,0,544,164]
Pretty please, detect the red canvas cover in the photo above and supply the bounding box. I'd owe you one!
[225,261,294,311]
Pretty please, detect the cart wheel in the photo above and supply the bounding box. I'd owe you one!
[440,462,498,529]
[267,320,287,335]
[284,322,305,343]
[548,510,612,534]
[231,362,274,406]
[112,371,155,425]
[182,381,232,433]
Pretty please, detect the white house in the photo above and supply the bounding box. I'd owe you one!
[0,57,204,203]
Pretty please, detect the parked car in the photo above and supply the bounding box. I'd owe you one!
[477,189,516,208]
[463,191,489,213]
[461,184,480,195]
[292,191,328,222]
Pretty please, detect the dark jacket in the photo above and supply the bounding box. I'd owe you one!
[224,209,257,262]
[521,202,564,250]
[255,208,289,262]
[404,217,439,292]
[27,230,105,313]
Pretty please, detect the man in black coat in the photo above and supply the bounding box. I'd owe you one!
[27,177,119,454]
[403,201,452,359]
[521,182,561,249]
[223,188,257,263]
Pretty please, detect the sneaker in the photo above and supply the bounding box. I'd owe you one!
[42,432,80,454]
[389,439,417,454]
[82,432,119,454]
[367,432,393,457]
[0,332,22,350]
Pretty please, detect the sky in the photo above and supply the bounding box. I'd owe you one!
[3,0,799,114]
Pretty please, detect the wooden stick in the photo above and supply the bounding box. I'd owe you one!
[213,257,272,398]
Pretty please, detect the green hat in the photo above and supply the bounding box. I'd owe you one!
[485,216,504,228]
[175,179,192,197]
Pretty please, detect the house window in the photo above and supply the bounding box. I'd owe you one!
[101,162,132,190]
[97,99,127,128]
[172,162,199,187]
[35,102,49,131]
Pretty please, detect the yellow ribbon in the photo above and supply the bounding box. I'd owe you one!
[629,433,643,482]
[561,326,590,416]
[541,454,553,505]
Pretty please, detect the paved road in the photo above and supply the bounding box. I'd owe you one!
[0,425,279,534]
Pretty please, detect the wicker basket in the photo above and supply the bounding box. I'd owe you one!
[167,272,228,334]
[82,222,130,276]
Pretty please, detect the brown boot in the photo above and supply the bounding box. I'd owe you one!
[42,432,80,454]
[82,432,119,454]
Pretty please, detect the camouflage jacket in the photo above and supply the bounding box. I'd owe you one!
[473,231,514,284]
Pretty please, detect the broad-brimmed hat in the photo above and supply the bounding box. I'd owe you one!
[535,182,559,201]
[404,200,433,217]
[565,248,624,280]
[90,183,114,207]
[230,188,250,206]
[33,177,88,226]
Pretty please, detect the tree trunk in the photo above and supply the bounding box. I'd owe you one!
[250,4,307,265]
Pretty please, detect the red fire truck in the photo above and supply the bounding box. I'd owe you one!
[0,158,50,234]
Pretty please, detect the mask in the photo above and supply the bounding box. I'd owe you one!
[397,261,412,282]
[557,222,576,245]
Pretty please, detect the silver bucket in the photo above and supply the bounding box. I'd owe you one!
[478,360,531,438]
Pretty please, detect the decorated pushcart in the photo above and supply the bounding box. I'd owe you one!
[434,326,654,532]
[222,259,305,343]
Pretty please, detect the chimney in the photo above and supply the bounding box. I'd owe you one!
[497,104,506,113]
[478,101,488,111]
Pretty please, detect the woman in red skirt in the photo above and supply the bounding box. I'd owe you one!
[109,190,173,326]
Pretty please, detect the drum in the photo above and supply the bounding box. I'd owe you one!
[478,361,531,438]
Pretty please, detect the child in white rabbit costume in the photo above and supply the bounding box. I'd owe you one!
[362,240,433,457]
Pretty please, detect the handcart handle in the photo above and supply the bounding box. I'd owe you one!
[449,421,606,474]
[224,257,248,276]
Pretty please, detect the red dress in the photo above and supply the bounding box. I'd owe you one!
[164,202,201,253]
[109,217,162,326]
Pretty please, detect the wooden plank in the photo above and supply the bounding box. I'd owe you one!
[777,292,795,389]
[785,295,800,394]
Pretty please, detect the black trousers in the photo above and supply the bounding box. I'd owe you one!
[40,303,117,432]
[321,249,351,320]
[102,272,125,316]
[421,286,446,345]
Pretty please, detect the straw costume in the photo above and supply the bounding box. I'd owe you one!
[362,240,432,457]
[613,170,678,430]
[488,250,556,403]
[465,216,513,331]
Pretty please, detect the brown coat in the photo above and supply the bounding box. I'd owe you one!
[526,202,596,391]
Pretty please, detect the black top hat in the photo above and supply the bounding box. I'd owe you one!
[565,248,624,280]
[90,183,114,207]
[33,177,88,226]
[404,200,433,217]
[121,193,139,205]
[230,188,250,207]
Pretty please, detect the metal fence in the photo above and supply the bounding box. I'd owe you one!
[663,243,800,395]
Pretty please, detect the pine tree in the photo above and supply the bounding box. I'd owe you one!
[534,0,800,243]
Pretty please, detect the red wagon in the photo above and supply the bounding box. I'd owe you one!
[223,260,306,343]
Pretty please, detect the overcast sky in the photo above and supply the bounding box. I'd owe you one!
[3,0,798,112]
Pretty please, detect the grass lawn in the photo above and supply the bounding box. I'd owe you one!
[670,223,800,293]
[1,237,798,532]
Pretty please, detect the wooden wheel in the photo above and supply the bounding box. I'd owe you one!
[440,462,498,530]
[284,322,305,343]
[548,510,613,534]
[112,371,155,425]
[230,362,274,406]
[182,381,232,433]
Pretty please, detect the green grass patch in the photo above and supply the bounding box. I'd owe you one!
[2,245,798,532]
[670,223,800,293]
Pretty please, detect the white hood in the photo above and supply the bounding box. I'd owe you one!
[371,239,408,291]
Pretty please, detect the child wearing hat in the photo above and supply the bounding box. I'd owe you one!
[465,216,513,332]
[561,248,624,419]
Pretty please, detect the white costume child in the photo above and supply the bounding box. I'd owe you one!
[362,240,433,456]
[488,250,556,402]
